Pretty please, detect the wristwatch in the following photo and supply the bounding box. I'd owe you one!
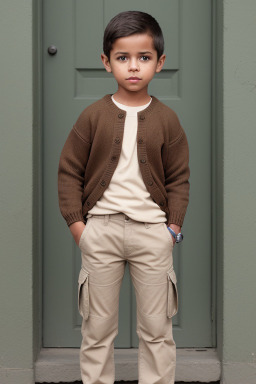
[167,226,184,243]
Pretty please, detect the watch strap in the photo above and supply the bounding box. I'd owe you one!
[167,226,177,239]
[167,226,184,243]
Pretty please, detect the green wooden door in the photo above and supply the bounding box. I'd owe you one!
[43,0,212,348]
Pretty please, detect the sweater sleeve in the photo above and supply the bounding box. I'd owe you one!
[58,125,91,227]
[165,116,190,227]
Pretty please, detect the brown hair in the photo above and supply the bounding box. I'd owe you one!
[103,11,164,60]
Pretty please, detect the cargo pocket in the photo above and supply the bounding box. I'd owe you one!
[78,268,89,320]
[167,266,178,318]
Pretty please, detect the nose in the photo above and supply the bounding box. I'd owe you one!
[128,58,140,72]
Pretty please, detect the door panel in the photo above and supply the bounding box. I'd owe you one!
[43,0,212,347]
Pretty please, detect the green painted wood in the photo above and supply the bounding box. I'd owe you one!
[43,0,212,348]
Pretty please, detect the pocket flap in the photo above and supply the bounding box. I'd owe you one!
[167,266,178,319]
[78,268,89,320]
[78,268,89,284]
[168,267,177,285]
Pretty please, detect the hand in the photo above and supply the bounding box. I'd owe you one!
[69,221,86,246]
[169,223,181,245]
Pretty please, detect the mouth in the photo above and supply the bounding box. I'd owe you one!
[126,77,142,83]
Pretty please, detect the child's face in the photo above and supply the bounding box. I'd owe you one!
[101,33,165,97]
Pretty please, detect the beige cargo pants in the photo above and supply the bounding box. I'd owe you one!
[78,213,178,384]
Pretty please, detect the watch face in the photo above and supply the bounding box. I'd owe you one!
[176,233,184,243]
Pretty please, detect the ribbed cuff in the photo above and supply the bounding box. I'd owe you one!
[168,209,187,227]
[63,210,86,227]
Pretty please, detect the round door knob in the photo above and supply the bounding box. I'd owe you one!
[48,45,57,55]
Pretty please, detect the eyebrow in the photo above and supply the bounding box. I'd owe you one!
[114,51,153,55]
[114,52,128,55]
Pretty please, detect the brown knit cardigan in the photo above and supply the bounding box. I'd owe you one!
[58,94,190,227]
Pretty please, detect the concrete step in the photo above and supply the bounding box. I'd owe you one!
[35,348,220,383]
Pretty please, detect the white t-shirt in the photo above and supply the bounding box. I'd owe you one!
[88,96,166,223]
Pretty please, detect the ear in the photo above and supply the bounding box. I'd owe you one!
[155,54,166,73]
[101,53,112,73]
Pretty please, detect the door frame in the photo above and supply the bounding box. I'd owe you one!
[34,0,223,381]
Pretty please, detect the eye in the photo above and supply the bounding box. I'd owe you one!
[140,56,150,61]
[117,56,127,62]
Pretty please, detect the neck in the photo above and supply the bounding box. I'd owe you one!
[113,89,151,106]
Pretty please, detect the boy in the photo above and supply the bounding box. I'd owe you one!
[58,10,189,384]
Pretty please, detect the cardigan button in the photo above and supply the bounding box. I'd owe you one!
[140,159,146,164]
[148,180,153,186]
[86,201,91,206]
[138,138,143,144]
[111,156,117,161]
[115,137,120,144]
[139,115,145,120]
[118,113,124,119]
[160,201,165,207]
[100,180,106,186]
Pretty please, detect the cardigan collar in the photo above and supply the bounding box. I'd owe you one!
[103,94,159,118]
